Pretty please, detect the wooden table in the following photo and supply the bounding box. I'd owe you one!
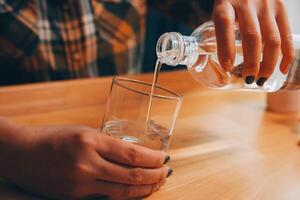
[0,70,299,200]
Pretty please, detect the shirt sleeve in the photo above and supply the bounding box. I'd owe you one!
[0,0,26,13]
[0,0,11,13]
[0,0,39,60]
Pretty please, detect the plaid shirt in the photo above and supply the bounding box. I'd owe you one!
[0,0,212,85]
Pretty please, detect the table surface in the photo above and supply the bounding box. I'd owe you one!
[0,70,300,200]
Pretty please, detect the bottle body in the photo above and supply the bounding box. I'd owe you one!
[156,21,300,92]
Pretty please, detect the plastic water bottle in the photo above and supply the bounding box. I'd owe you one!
[156,21,300,92]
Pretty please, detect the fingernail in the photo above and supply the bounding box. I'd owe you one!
[245,76,255,84]
[256,77,268,86]
[167,168,173,178]
[163,155,170,164]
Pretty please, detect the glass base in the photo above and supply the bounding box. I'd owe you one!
[120,136,142,143]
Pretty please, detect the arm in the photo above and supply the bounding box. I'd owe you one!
[0,117,25,179]
[0,116,172,199]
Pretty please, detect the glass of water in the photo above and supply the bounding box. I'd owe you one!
[101,78,183,151]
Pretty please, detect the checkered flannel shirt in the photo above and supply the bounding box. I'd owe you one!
[0,0,213,85]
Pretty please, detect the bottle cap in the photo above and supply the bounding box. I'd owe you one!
[156,32,184,66]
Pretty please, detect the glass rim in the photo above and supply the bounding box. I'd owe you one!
[112,77,183,101]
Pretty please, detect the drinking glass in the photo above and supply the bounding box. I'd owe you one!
[101,78,183,151]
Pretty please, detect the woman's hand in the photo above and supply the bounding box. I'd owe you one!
[2,124,171,200]
[213,0,295,86]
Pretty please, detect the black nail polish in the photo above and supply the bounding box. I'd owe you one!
[256,77,268,86]
[167,168,173,178]
[163,155,170,164]
[245,76,255,84]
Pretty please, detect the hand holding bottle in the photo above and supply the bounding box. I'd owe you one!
[213,0,295,85]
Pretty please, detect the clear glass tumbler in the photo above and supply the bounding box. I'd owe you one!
[101,78,183,151]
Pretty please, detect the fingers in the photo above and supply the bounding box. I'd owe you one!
[96,134,169,168]
[275,0,295,74]
[236,4,262,83]
[88,180,164,199]
[96,158,171,185]
[213,1,236,71]
[257,6,281,86]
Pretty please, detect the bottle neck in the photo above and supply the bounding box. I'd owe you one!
[156,32,198,66]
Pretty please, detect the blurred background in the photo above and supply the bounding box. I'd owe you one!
[286,0,300,34]
[0,1,299,85]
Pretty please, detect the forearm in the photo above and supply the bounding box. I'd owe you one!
[0,116,23,178]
